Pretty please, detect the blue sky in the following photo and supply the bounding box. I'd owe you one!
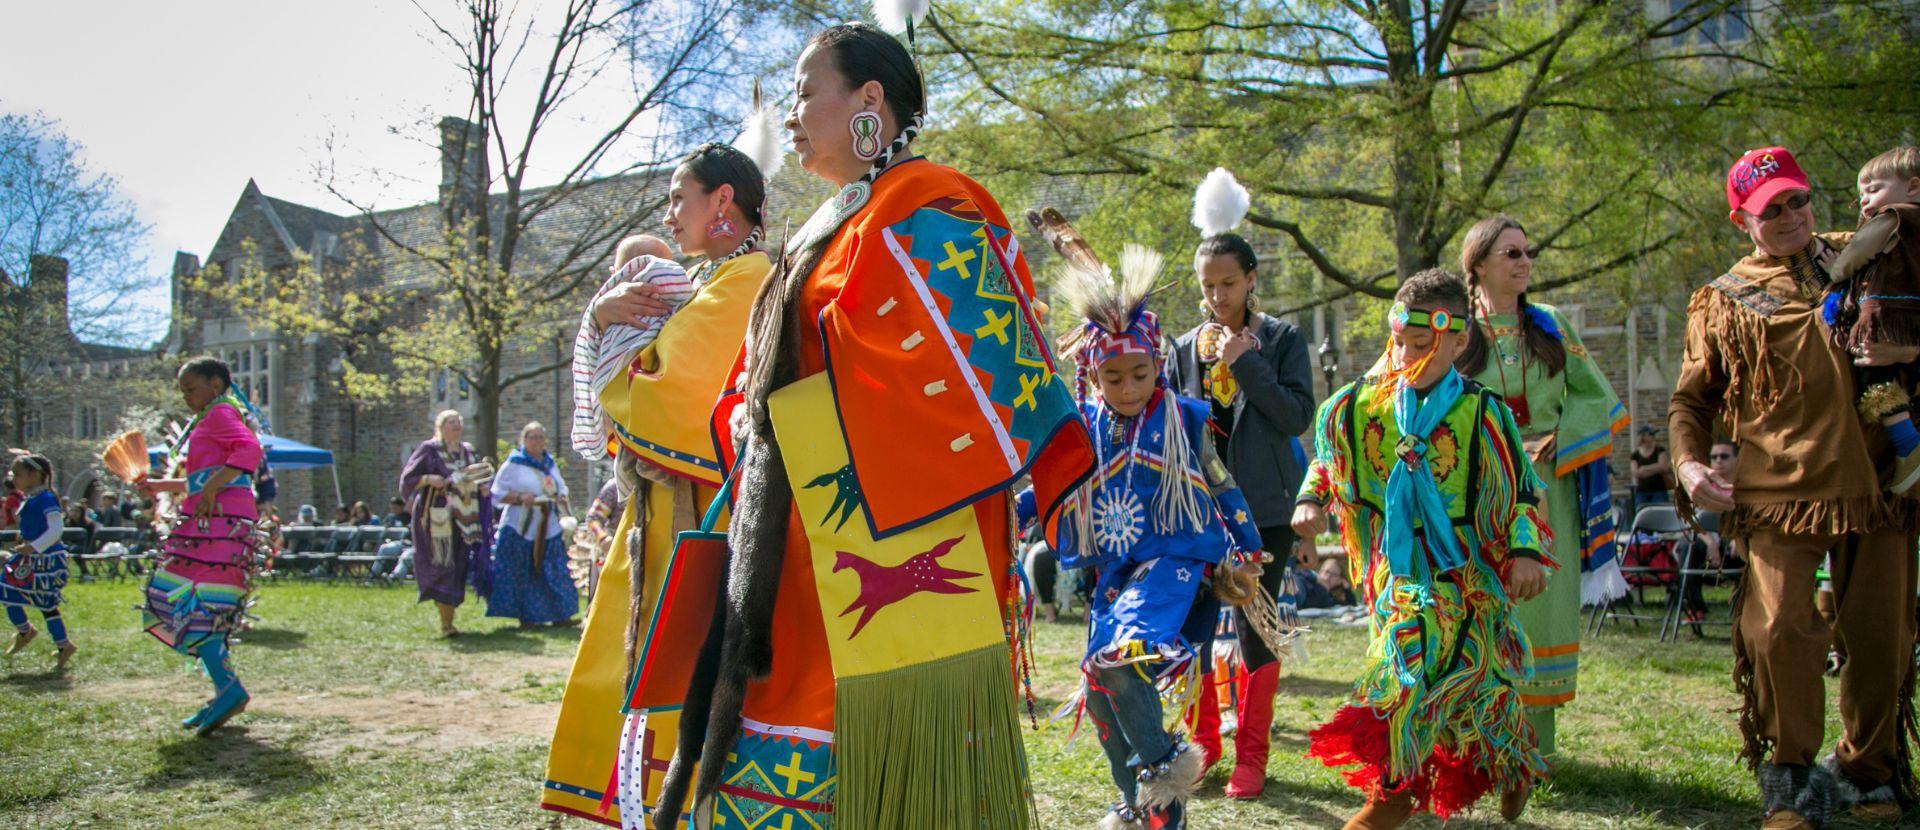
[0,0,662,345]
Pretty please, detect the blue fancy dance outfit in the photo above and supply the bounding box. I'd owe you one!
[1053,390,1264,829]
[2,489,71,645]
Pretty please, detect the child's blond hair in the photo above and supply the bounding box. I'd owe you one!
[1861,146,1920,183]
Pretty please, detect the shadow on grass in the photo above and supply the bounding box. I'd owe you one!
[235,627,309,650]
[145,728,328,800]
[1544,757,1752,825]
[443,625,568,654]
[1193,773,1353,827]
[0,667,74,693]
[1275,674,1357,699]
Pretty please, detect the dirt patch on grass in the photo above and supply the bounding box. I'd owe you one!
[253,685,559,757]
[82,651,573,759]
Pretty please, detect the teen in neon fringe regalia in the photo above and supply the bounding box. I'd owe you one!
[1292,269,1553,829]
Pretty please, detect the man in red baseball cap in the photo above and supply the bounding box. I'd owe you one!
[1672,145,1920,829]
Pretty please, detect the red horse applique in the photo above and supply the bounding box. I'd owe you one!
[834,536,981,638]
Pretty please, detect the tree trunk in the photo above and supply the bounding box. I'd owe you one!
[474,348,504,463]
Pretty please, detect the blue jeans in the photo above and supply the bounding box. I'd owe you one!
[1083,662,1185,827]
[377,542,413,579]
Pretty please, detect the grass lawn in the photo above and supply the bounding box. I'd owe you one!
[0,578,1895,828]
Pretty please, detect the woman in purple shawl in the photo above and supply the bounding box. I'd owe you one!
[399,410,495,637]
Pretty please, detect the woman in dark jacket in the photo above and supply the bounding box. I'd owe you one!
[1167,226,1317,799]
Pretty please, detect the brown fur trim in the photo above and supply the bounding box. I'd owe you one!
[1856,300,1920,350]
[1726,496,1889,538]
[660,238,827,827]
[623,478,652,681]
[1859,381,1914,422]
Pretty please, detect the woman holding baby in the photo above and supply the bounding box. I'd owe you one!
[538,140,776,824]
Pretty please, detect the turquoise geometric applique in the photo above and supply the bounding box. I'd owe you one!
[805,464,864,531]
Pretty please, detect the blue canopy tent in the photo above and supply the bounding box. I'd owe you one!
[150,435,343,506]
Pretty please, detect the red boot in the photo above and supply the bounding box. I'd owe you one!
[1224,663,1279,799]
[1187,671,1223,772]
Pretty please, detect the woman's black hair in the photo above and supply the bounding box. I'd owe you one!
[179,355,234,390]
[680,143,768,227]
[806,23,926,130]
[1197,232,1257,273]
[11,451,51,481]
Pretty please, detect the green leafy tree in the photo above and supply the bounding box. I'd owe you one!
[911,0,1919,331]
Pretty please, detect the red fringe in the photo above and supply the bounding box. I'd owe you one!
[1425,746,1494,819]
[1307,705,1496,820]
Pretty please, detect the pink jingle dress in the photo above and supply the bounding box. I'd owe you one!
[141,396,265,654]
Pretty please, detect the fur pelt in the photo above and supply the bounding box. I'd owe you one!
[1135,743,1205,810]
[653,236,822,829]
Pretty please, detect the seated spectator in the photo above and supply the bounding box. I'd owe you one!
[382,497,410,528]
[1631,426,1673,516]
[1683,440,1745,621]
[97,492,127,528]
[348,501,375,526]
[1307,556,1358,608]
[63,498,101,579]
[330,505,351,525]
[296,504,319,526]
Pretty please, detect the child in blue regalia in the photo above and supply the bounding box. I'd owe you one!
[2,452,77,670]
[1037,226,1266,830]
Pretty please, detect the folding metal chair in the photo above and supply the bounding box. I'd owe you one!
[1662,511,1744,641]
[1589,504,1691,635]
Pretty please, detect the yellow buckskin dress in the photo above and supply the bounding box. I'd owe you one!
[541,251,773,826]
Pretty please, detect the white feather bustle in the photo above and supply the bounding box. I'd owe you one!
[872,0,930,36]
[1190,167,1250,237]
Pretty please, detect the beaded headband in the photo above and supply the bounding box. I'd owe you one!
[1389,302,1466,334]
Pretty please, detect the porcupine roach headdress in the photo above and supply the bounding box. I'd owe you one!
[1028,208,1208,554]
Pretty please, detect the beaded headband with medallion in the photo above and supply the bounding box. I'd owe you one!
[1389,302,1467,334]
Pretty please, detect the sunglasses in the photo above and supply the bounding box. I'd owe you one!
[1752,192,1813,222]
[1709,452,1734,461]
[1494,247,1532,261]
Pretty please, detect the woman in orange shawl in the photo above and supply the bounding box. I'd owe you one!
[647,21,1093,830]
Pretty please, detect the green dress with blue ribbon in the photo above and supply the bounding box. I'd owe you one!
[1466,303,1626,755]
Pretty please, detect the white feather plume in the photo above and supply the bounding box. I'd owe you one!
[1191,167,1251,237]
[873,0,931,36]
[731,105,786,182]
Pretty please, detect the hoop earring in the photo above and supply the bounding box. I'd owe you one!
[706,213,736,240]
[1245,292,1260,314]
[849,111,883,161]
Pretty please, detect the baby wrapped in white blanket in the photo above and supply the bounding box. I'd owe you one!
[569,254,696,459]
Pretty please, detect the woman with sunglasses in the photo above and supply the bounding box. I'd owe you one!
[1455,215,1627,766]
